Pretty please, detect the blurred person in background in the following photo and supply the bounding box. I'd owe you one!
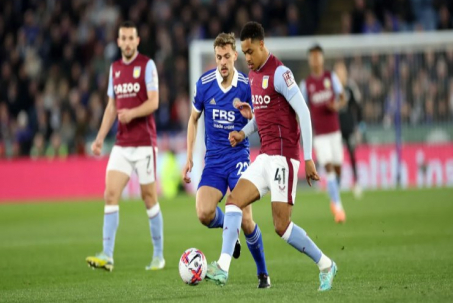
[30,132,46,159]
[45,131,68,159]
[335,61,364,199]
[300,44,347,223]
[86,21,164,272]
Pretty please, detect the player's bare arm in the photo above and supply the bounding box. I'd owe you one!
[326,91,346,112]
[92,97,117,155]
[183,108,202,183]
[118,90,158,124]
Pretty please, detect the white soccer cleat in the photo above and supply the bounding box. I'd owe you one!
[353,184,363,200]
[145,256,166,270]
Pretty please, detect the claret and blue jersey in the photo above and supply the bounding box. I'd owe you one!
[193,68,253,196]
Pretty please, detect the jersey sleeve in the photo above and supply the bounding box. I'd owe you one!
[145,59,158,91]
[331,72,343,95]
[274,66,299,101]
[107,65,115,98]
[299,80,308,102]
[192,80,204,113]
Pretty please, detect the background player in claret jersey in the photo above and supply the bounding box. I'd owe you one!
[86,21,164,272]
[182,33,270,288]
[300,44,347,223]
[206,22,338,292]
[335,61,364,199]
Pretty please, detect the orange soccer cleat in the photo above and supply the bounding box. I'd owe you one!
[330,203,346,223]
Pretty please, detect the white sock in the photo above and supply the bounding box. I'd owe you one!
[317,253,332,271]
[218,253,232,272]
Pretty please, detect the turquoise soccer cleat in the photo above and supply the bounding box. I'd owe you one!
[205,261,228,286]
[318,261,337,291]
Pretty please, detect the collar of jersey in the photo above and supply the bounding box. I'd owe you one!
[215,68,238,93]
[256,53,272,72]
[121,51,139,65]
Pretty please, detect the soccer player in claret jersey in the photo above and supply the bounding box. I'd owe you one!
[205,22,338,291]
[300,44,347,223]
[183,33,270,288]
[86,21,164,271]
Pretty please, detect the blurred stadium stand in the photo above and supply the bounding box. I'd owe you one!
[1,0,452,159]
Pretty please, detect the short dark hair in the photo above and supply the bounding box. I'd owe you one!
[240,21,265,41]
[119,21,138,32]
[308,44,323,53]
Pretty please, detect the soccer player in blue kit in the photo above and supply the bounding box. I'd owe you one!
[182,33,270,288]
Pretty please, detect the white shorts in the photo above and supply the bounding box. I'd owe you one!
[314,131,343,166]
[106,145,157,184]
[240,154,300,204]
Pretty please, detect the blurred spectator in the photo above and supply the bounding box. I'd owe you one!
[30,132,46,159]
[363,10,382,34]
[351,0,367,34]
[437,5,453,30]
[46,132,68,159]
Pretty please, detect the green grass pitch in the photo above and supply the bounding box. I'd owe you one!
[1,188,452,302]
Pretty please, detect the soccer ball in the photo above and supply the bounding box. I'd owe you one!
[178,248,207,286]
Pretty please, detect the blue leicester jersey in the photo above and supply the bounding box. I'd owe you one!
[193,68,253,167]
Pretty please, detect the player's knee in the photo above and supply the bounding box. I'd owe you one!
[141,191,156,205]
[274,221,290,237]
[226,193,240,208]
[104,189,120,205]
[197,208,214,226]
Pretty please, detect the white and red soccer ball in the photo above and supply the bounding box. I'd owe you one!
[178,248,207,286]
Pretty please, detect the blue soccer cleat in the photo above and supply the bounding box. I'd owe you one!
[205,261,228,286]
[318,261,337,291]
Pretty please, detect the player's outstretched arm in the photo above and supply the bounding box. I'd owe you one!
[183,108,202,183]
[92,97,117,156]
[118,90,158,124]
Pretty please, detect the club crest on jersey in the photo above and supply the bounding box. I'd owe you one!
[262,76,269,89]
[133,66,141,78]
[283,70,295,88]
[323,78,331,89]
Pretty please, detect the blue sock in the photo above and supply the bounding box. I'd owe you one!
[218,205,242,272]
[147,203,164,258]
[208,206,224,228]
[103,205,119,258]
[283,222,322,263]
[327,172,342,207]
[245,224,268,276]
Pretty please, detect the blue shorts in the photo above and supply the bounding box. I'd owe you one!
[198,157,250,198]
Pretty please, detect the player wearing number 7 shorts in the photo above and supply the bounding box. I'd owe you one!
[206,22,338,291]
[86,21,164,272]
[182,32,270,288]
